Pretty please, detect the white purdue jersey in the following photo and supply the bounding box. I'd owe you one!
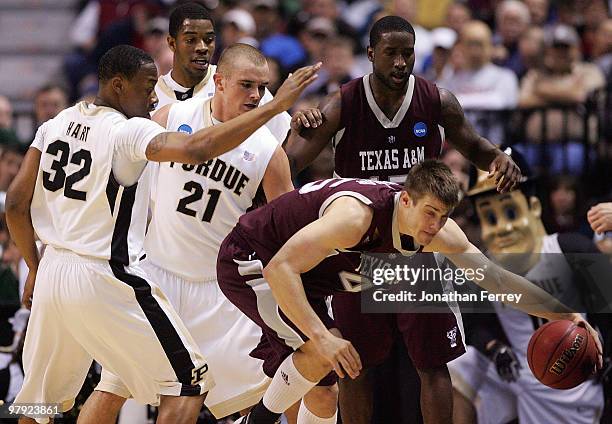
[144,97,278,281]
[30,102,165,265]
[154,66,291,143]
[493,234,586,360]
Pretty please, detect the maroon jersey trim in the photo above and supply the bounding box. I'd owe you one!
[363,74,416,128]
[318,190,374,218]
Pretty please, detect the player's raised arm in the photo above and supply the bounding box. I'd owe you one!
[146,63,321,164]
[439,88,521,193]
[424,218,603,366]
[262,196,371,378]
[283,90,340,177]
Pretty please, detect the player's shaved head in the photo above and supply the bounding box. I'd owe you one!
[98,45,155,82]
[216,43,267,77]
[369,15,415,47]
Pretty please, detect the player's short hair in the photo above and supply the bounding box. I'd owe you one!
[369,15,415,48]
[169,1,214,38]
[217,43,267,76]
[404,160,461,209]
[98,45,154,83]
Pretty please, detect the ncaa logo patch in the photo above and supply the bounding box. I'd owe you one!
[413,121,427,138]
[177,124,193,134]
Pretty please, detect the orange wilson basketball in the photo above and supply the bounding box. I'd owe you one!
[527,320,597,389]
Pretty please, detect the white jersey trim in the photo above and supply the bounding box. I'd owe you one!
[363,74,415,128]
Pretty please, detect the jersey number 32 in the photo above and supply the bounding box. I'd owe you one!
[42,140,92,201]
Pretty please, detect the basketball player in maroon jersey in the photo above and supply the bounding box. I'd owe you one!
[284,15,522,424]
[217,162,600,424]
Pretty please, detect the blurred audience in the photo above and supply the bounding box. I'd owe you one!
[221,8,258,48]
[0,97,13,130]
[302,36,356,97]
[420,27,457,82]
[445,1,473,34]
[516,26,546,79]
[492,0,531,76]
[542,174,582,233]
[438,20,518,144]
[33,85,69,128]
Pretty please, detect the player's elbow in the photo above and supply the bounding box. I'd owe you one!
[6,183,28,214]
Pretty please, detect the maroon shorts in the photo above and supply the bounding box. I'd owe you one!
[332,291,465,369]
[217,231,337,386]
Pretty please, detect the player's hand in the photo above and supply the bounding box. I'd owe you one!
[587,202,612,234]
[273,63,321,112]
[314,331,362,379]
[291,108,323,133]
[486,340,521,382]
[569,314,603,371]
[488,151,521,193]
[22,270,37,309]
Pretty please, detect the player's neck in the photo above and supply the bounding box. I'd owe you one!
[92,94,121,115]
[170,66,201,89]
[369,73,406,117]
[210,96,229,122]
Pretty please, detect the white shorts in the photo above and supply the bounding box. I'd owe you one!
[15,247,213,423]
[449,346,604,424]
[98,260,269,418]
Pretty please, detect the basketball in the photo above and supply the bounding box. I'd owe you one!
[527,320,598,389]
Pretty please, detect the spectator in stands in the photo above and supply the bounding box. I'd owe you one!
[518,24,605,173]
[33,85,68,128]
[0,144,24,194]
[301,0,360,43]
[222,8,258,48]
[445,1,473,34]
[516,26,546,79]
[297,16,337,67]
[543,174,582,233]
[593,18,612,81]
[524,0,552,27]
[251,0,307,70]
[492,0,531,77]
[0,97,12,130]
[421,27,457,82]
[438,20,518,144]
[303,36,356,97]
[143,17,173,75]
[265,56,283,95]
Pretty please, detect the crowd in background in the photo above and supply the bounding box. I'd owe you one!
[1,0,612,422]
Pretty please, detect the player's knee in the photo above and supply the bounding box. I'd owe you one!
[297,343,335,377]
[417,365,452,389]
[304,384,339,414]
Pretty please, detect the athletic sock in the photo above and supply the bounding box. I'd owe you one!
[262,353,318,413]
[297,400,337,424]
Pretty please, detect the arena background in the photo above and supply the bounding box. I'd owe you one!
[0,0,610,423]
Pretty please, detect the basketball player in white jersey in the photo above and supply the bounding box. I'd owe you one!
[5,45,319,424]
[92,43,300,420]
[448,152,604,424]
[154,2,290,142]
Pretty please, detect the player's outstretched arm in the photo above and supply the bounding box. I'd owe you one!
[145,63,321,164]
[6,147,41,309]
[262,196,371,378]
[262,146,294,201]
[425,219,603,366]
[439,88,521,193]
[283,90,341,177]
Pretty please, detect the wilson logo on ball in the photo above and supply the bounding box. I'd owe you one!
[549,333,584,376]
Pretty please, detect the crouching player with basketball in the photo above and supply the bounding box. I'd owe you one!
[216,160,602,424]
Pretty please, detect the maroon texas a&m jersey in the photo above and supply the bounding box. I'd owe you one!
[333,74,444,181]
[232,178,420,297]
